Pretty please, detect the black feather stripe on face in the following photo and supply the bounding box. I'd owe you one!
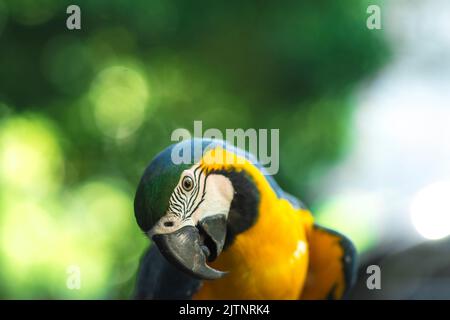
[184,167,208,220]
[185,166,204,216]
[166,165,208,222]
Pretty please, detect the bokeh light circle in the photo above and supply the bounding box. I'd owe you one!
[0,115,64,195]
[411,181,450,240]
[89,65,150,140]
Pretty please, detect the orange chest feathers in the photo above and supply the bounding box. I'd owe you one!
[193,198,314,300]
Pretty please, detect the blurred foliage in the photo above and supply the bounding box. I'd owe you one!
[0,0,388,298]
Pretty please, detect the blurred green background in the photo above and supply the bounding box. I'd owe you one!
[0,0,388,298]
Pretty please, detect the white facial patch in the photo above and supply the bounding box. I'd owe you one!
[150,165,234,236]
[167,165,207,221]
[191,174,234,222]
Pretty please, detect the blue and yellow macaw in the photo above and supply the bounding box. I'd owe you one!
[133,139,357,299]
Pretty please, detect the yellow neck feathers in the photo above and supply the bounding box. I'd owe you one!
[193,147,314,299]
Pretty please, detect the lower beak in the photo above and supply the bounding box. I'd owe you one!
[152,216,227,280]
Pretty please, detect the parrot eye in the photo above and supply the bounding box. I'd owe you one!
[182,176,194,191]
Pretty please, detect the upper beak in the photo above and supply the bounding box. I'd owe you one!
[152,214,228,280]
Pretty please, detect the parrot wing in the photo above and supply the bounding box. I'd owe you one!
[301,224,357,299]
[133,244,201,299]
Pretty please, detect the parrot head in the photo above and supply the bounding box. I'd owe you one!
[134,139,261,280]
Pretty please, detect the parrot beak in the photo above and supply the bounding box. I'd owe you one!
[152,214,228,280]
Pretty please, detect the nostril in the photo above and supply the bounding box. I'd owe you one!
[164,221,174,227]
